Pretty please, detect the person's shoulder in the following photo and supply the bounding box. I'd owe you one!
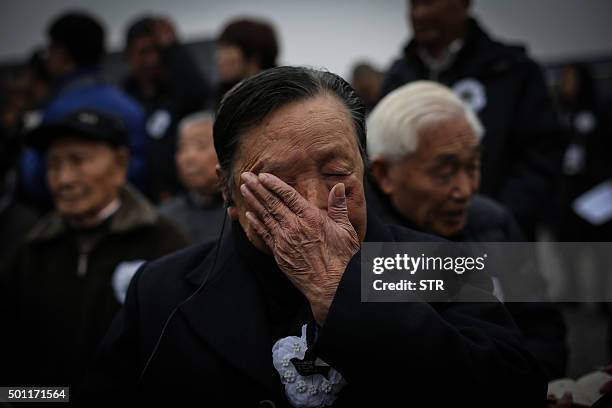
[469,19,536,67]
[464,195,523,241]
[92,85,144,116]
[158,196,188,216]
[135,241,216,295]
[150,212,189,236]
[46,84,144,122]
[471,195,510,220]
[386,223,445,243]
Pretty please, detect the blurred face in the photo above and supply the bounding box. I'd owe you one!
[127,35,162,81]
[409,0,469,49]
[216,44,256,83]
[46,43,73,78]
[47,138,128,226]
[352,73,383,108]
[176,120,219,195]
[559,65,579,101]
[372,116,480,237]
[225,94,367,252]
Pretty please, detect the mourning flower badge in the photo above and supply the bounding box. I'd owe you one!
[272,324,346,407]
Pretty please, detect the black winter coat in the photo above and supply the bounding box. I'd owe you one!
[0,186,190,392]
[78,212,547,407]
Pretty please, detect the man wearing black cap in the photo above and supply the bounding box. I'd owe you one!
[0,108,189,392]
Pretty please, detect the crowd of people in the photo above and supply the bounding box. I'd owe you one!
[0,1,611,406]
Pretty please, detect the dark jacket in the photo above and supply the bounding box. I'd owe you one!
[0,185,190,392]
[381,18,565,238]
[79,211,547,406]
[368,183,568,379]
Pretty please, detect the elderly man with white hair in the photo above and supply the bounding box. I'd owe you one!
[367,81,568,380]
[368,80,484,238]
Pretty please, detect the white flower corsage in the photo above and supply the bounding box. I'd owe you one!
[272,324,346,407]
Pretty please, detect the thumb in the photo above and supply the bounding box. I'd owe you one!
[327,183,350,225]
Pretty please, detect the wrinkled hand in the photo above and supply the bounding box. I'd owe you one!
[240,172,360,324]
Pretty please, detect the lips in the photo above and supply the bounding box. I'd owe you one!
[441,208,467,224]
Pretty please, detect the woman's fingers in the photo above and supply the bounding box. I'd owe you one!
[241,172,293,226]
[257,172,308,216]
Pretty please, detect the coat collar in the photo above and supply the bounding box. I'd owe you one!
[27,184,158,242]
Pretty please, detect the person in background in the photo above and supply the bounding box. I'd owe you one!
[381,0,565,240]
[350,62,384,114]
[1,48,50,139]
[553,63,612,306]
[18,11,149,210]
[367,81,568,380]
[0,119,39,273]
[216,18,279,105]
[0,108,189,394]
[123,15,211,203]
[159,112,225,243]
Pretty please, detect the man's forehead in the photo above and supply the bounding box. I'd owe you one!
[47,137,109,155]
[182,122,213,139]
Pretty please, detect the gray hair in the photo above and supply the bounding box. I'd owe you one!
[366,81,484,162]
[177,111,215,137]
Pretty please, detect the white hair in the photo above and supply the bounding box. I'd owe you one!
[177,111,215,137]
[366,81,484,162]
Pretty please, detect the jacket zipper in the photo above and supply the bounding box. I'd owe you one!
[77,251,89,277]
[77,241,95,278]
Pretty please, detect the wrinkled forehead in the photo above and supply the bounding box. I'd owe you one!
[235,95,363,174]
[413,119,481,165]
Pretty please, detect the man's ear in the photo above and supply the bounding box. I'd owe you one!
[370,158,395,195]
[216,165,239,220]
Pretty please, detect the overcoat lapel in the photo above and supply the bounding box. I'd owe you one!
[180,227,283,398]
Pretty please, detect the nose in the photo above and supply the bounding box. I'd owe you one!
[54,162,78,186]
[449,170,474,202]
[410,1,429,22]
[297,178,329,211]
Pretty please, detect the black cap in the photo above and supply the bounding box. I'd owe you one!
[26,109,128,152]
